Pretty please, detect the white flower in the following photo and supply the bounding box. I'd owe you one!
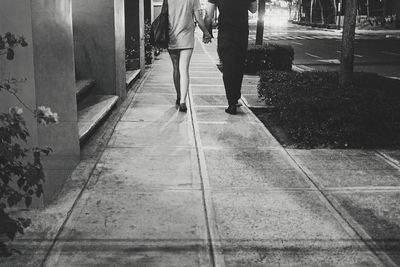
[52,112,59,123]
[35,106,58,125]
[9,106,23,116]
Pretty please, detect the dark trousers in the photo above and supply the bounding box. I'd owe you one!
[217,31,248,106]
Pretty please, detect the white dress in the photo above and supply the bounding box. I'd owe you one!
[168,0,201,50]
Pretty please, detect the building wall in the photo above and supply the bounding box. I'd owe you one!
[72,0,116,94]
[153,0,162,19]
[125,0,145,75]
[72,0,126,98]
[125,0,141,55]
[390,0,400,16]
[1,0,80,206]
[145,0,154,22]
[1,0,148,206]
[31,0,79,154]
[0,0,38,148]
[115,0,127,97]
[32,0,80,204]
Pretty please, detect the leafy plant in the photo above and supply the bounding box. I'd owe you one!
[257,70,400,148]
[125,21,158,68]
[144,20,155,65]
[125,36,137,60]
[245,43,294,73]
[217,43,294,74]
[0,32,58,257]
[0,32,28,60]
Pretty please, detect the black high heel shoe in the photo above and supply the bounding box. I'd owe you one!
[175,98,180,107]
[179,103,187,112]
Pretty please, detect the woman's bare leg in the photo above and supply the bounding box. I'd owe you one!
[178,49,193,104]
[168,50,180,101]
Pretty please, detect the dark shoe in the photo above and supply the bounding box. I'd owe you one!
[175,98,180,107]
[225,105,237,115]
[179,103,187,112]
[235,102,242,107]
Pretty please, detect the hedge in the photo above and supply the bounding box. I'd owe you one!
[257,70,400,148]
[244,43,294,73]
[217,43,294,74]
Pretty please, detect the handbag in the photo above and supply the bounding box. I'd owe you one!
[150,0,169,49]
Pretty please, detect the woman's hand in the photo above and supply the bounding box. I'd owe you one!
[203,31,212,44]
[194,9,213,44]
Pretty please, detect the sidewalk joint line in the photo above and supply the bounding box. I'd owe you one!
[189,37,228,267]
[106,146,195,149]
[324,186,400,192]
[189,91,225,267]
[201,146,281,150]
[282,151,395,266]
[191,93,226,96]
[380,51,400,56]
[375,151,400,170]
[305,52,323,59]
[191,84,225,87]
[136,92,176,95]
[241,97,393,267]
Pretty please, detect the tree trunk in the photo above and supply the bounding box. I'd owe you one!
[310,0,315,23]
[318,0,325,24]
[339,0,357,87]
[256,0,266,45]
[298,0,303,21]
[332,0,337,15]
[383,0,388,17]
[331,0,337,25]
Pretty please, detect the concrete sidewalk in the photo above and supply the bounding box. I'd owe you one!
[43,36,399,266]
[2,36,400,266]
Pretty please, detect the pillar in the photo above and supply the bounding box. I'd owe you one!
[72,0,127,99]
[0,0,80,206]
[144,0,154,23]
[153,1,163,24]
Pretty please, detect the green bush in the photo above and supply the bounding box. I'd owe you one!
[257,70,400,148]
[395,17,400,29]
[144,19,154,65]
[1,32,57,257]
[244,43,294,74]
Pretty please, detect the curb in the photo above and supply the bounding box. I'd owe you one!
[293,64,400,81]
[291,21,400,35]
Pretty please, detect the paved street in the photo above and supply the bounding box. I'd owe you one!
[249,22,400,79]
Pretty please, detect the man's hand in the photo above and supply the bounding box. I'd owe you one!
[249,1,257,13]
[195,5,214,44]
[205,3,216,37]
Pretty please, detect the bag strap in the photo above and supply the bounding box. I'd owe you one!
[161,0,168,14]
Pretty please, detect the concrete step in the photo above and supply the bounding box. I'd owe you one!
[76,79,95,101]
[126,70,141,88]
[77,94,119,141]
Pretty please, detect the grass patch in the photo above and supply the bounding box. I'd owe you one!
[254,71,400,149]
